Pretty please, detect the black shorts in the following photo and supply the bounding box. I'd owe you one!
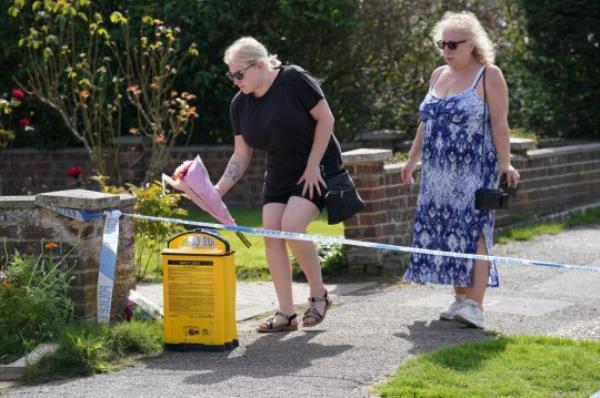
[263,185,326,212]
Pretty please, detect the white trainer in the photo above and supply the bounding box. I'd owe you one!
[453,299,485,329]
[439,294,467,321]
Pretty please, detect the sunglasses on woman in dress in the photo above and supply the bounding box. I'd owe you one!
[436,40,467,50]
[225,62,257,82]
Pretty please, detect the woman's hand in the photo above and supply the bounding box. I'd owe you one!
[401,160,418,184]
[500,163,520,188]
[214,184,223,198]
[298,164,327,199]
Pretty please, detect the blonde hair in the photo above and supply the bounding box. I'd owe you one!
[432,11,495,64]
[223,36,281,69]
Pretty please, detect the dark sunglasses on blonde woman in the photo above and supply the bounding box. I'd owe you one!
[436,40,467,50]
[225,62,256,81]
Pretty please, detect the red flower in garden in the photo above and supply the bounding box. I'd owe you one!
[11,89,25,100]
[68,165,82,178]
[18,118,31,128]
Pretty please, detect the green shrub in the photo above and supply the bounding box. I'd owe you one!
[0,251,74,364]
[106,181,188,281]
[292,243,348,280]
[520,0,600,139]
[23,322,111,382]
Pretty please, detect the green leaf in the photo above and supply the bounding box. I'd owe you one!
[8,7,20,18]
[77,12,87,22]
[32,1,42,11]
[43,47,53,61]
[45,35,59,45]
[78,78,91,88]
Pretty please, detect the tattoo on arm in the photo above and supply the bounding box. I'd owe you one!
[224,160,240,181]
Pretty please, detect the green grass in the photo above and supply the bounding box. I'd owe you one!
[137,207,343,282]
[496,207,600,245]
[496,223,564,244]
[22,319,163,384]
[376,335,600,398]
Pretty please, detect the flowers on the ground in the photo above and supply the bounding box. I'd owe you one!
[45,242,58,250]
[67,165,82,178]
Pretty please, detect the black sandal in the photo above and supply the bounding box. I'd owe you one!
[257,311,298,333]
[302,291,332,327]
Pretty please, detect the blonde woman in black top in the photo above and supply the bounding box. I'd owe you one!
[215,37,343,332]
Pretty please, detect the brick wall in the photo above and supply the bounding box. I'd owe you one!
[0,146,267,207]
[342,143,600,272]
[0,190,135,321]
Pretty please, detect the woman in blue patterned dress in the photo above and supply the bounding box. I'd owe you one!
[401,11,520,328]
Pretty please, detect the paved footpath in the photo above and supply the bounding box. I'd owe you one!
[1,225,599,397]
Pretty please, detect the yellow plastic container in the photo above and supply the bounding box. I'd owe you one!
[161,229,238,351]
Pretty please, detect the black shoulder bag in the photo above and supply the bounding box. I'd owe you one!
[324,169,365,225]
[474,67,516,210]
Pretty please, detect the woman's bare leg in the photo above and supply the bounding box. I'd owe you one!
[261,203,297,327]
[281,196,326,326]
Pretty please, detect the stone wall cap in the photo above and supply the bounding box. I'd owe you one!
[0,195,36,209]
[342,148,393,164]
[35,189,120,210]
[118,193,136,207]
[528,142,600,158]
[360,129,407,140]
[510,136,537,151]
[384,163,403,172]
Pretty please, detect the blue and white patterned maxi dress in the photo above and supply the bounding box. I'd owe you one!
[404,65,500,287]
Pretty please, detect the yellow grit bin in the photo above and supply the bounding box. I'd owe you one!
[161,229,238,351]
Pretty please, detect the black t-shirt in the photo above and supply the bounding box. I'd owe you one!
[230,65,342,195]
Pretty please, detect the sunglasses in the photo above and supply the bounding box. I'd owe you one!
[225,62,256,82]
[436,40,467,50]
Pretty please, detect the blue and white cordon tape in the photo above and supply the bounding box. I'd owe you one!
[122,212,600,273]
[45,206,599,323]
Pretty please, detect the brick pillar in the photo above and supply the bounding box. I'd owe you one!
[0,189,136,322]
[342,148,413,274]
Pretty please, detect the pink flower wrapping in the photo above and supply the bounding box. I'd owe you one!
[163,156,235,226]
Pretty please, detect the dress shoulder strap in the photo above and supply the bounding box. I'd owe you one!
[470,65,487,89]
[429,66,447,91]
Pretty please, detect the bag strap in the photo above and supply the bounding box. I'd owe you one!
[479,66,488,179]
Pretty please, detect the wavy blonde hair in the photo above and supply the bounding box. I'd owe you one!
[223,36,281,69]
[432,11,495,64]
